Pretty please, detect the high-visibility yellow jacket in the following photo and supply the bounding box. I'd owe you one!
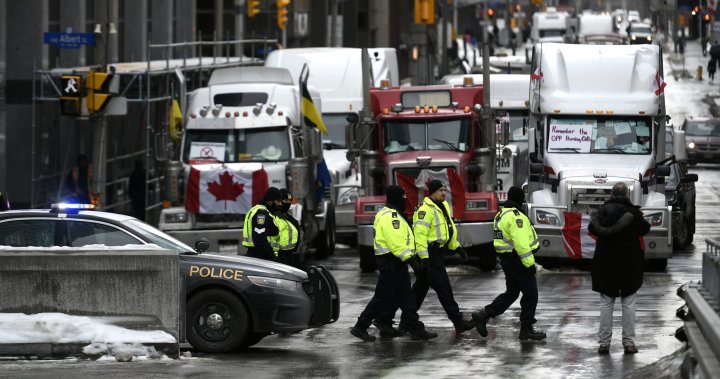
[270,215,299,255]
[373,206,415,262]
[493,206,539,267]
[412,197,460,259]
[242,204,278,250]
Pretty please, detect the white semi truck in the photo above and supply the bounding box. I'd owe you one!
[264,48,399,241]
[158,67,336,257]
[526,43,685,269]
[531,7,571,44]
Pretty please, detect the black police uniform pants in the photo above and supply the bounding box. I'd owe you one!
[246,247,276,262]
[484,252,538,328]
[277,250,302,269]
[401,247,463,325]
[356,254,423,331]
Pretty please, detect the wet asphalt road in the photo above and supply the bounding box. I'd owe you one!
[0,165,718,378]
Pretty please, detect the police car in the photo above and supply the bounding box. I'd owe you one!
[0,204,339,353]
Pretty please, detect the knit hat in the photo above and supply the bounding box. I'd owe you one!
[507,186,525,205]
[427,180,445,196]
[280,188,293,202]
[386,185,406,206]
[263,187,282,202]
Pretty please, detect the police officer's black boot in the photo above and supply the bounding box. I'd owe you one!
[410,328,438,341]
[350,326,376,342]
[453,318,475,335]
[372,319,403,338]
[471,308,490,337]
[519,326,546,341]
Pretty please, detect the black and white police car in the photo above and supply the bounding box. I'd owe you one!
[0,204,339,353]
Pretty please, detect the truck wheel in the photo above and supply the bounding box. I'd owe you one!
[186,289,249,353]
[359,246,377,272]
[477,243,497,272]
[673,216,691,250]
[315,206,336,259]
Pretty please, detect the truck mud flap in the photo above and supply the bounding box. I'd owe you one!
[303,265,340,326]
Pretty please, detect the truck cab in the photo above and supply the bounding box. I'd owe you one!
[526,43,685,269]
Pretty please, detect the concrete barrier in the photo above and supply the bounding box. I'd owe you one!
[0,249,180,354]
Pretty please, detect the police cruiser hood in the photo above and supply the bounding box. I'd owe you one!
[182,253,308,281]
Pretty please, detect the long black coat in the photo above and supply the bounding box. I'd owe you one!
[588,197,650,297]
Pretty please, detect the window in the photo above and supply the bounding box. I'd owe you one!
[322,113,352,148]
[183,127,291,163]
[686,122,720,137]
[67,221,142,247]
[0,220,57,247]
[383,119,471,154]
[213,93,268,107]
[547,116,652,155]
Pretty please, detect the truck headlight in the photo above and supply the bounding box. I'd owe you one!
[644,212,663,227]
[631,35,636,40]
[363,203,384,213]
[646,36,652,41]
[165,212,188,223]
[338,188,358,206]
[248,275,298,291]
[466,200,489,210]
[535,210,561,226]
[688,142,696,149]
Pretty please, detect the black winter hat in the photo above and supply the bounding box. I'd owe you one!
[427,180,445,196]
[280,188,293,201]
[507,186,525,205]
[386,185,406,205]
[263,187,282,202]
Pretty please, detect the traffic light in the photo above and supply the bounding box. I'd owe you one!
[705,13,711,23]
[487,8,495,18]
[414,0,435,25]
[247,0,260,18]
[60,75,82,116]
[85,70,111,113]
[276,0,290,30]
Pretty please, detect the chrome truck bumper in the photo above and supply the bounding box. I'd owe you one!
[357,221,494,247]
[334,203,356,235]
[166,228,245,254]
[527,204,673,259]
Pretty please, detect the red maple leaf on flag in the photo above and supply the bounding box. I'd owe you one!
[207,171,245,210]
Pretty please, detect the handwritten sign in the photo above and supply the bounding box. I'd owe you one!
[548,121,594,152]
[190,142,226,160]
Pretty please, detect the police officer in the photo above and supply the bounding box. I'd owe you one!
[472,186,546,340]
[350,185,438,342]
[242,187,282,261]
[398,180,474,335]
[271,189,302,268]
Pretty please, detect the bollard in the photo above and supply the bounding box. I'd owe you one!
[698,65,703,80]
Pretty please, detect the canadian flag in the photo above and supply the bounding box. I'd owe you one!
[561,212,597,259]
[395,168,465,218]
[531,67,543,81]
[653,71,666,96]
[186,165,269,214]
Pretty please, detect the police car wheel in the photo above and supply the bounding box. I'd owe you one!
[186,289,250,353]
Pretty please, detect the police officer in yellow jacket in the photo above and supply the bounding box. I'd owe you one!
[350,185,438,342]
[472,186,546,340]
[271,189,302,268]
[242,187,281,261]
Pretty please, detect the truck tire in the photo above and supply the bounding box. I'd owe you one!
[477,243,497,272]
[359,245,377,272]
[673,216,691,251]
[315,204,336,259]
[186,289,250,353]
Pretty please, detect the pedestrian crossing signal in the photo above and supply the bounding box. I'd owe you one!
[60,75,82,116]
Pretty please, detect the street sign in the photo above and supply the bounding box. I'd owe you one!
[43,32,95,49]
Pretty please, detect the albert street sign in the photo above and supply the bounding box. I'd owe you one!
[43,32,95,49]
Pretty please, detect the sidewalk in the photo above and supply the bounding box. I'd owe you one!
[663,37,718,123]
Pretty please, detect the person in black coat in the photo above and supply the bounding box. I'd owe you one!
[588,182,650,355]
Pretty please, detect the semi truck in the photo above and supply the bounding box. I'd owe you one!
[526,43,686,269]
[348,69,498,272]
[264,48,399,243]
[158,66,336,257]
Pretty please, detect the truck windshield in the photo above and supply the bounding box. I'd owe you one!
[547,116,652,155]
[539,29,565,38]
[322,113,350,149]
[686,121,720,136]
[383,119,471,153]
[183,127,291,163]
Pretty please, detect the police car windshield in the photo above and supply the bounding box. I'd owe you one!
[547,116,652,155]
[123,219,195,253]
[183,127,291,163]
[384,119,471,153]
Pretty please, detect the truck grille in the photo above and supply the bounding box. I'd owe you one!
[694,142,720,152]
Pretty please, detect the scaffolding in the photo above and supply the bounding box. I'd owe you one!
[31,38,277,223]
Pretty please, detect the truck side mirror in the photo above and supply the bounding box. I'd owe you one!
[683,173,699,183]
[345,121,355,152]
[655,165,671,177]
[673,130,687,162]
[500,119,510,146]
[309,128,323,160]
[530,162,543,174]
[528,127,536,155]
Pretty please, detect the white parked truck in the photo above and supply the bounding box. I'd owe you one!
[264,48,399,242]
[531,7,571,44]
[159,67,336,257]
[526,43,685,269]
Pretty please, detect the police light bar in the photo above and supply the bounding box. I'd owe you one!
[51,203,96,210]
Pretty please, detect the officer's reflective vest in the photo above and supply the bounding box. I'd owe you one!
[270,216,299,254]
[412,197,460,259]
[242,204,275,248]
[493,206,539,267]
[373,207,415,262]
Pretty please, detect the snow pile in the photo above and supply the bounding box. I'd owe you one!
[0,313,176,344]
[0,244,164,251]
[83,342,167,360]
